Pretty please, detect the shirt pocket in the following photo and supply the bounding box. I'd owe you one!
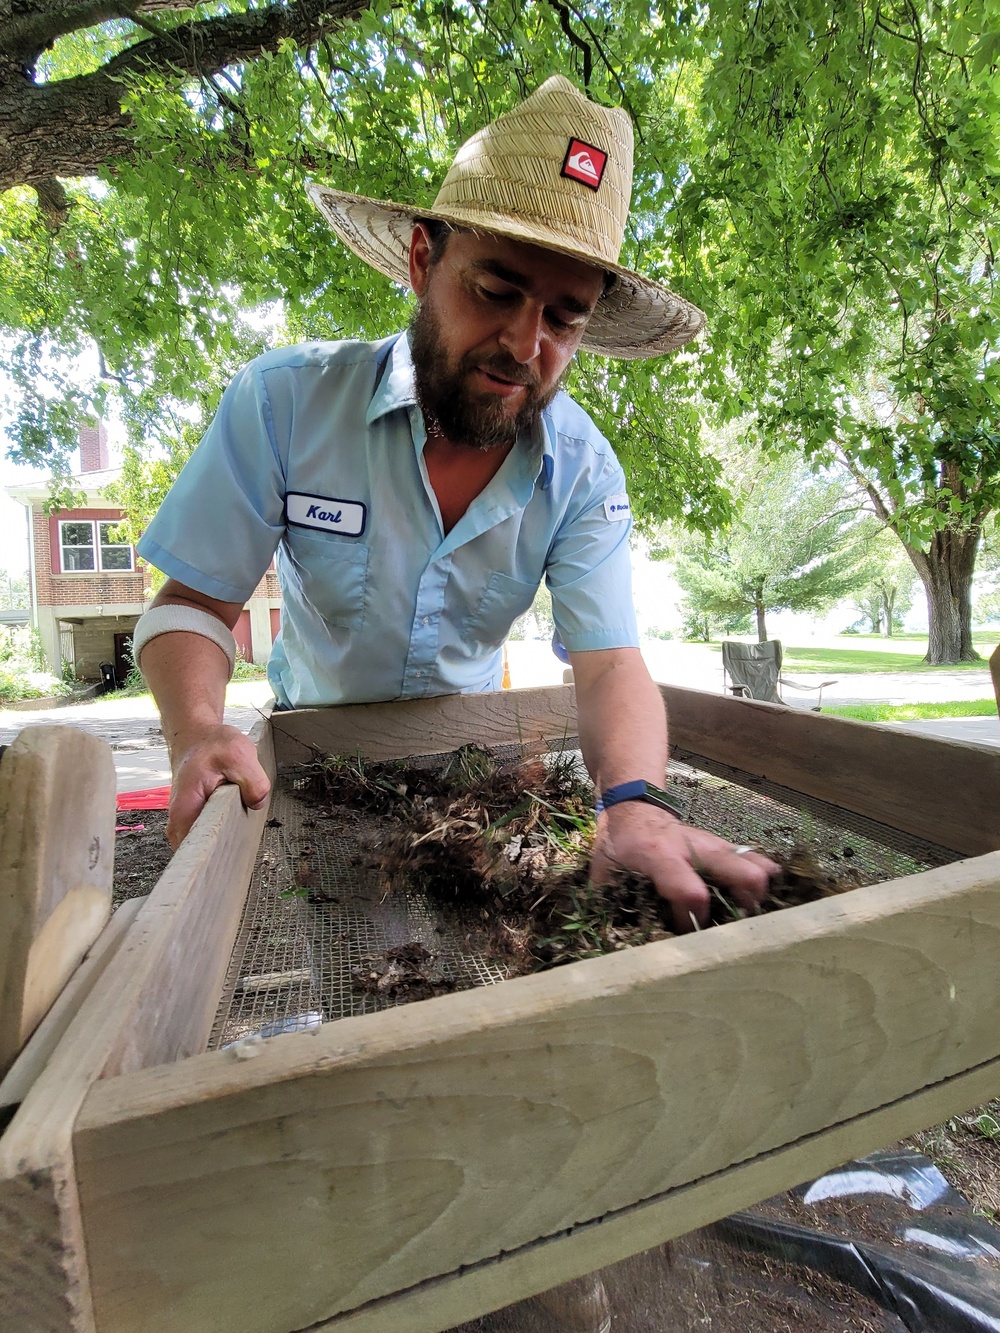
[285,529,369,630]
[463,571,539,649]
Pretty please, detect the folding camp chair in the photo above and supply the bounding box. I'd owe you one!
[721,640,836,711]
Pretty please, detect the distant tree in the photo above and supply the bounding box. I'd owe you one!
[975,521,1000,625]
[678,0,1000,663]
[0,570,29,609]
[663,451,865,644]
[679,606,751,644]
[508,585,555,642]
[850,525,917,637]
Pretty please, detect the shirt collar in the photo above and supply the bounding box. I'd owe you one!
[366,332,414,425]
[366,331,555,490]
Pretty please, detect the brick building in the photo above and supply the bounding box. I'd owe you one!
[7,425,281,682]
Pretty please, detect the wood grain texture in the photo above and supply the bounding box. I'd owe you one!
[659,684,1000,855]
[0,718,274,1333]
[270,685,579,766]
[315,1055,1000,1333]
[74,851,1000,1333]
[0,898,145,1114]
[0,726,116,1078]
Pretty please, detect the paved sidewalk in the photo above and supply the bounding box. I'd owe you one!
[0,681,273,792]
[2,656,998,791]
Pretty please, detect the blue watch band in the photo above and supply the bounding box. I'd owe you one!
[597,779,685,818]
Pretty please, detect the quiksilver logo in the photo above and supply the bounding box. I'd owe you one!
[562,138,608,191]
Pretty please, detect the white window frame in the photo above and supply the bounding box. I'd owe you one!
[58,518,135,573]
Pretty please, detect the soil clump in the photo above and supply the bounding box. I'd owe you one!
[294,745,863,983]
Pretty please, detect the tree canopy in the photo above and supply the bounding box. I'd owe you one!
[2,0,999,659]
[676,0,1000,660]
[0,0,730,532]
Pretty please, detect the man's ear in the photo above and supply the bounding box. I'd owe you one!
[408,222,433,297]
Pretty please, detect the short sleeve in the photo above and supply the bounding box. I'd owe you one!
[137,362,286,603]
[545,460,639,653]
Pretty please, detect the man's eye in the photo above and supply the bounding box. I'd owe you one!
[478,285,512,303]
[549,312,584,334]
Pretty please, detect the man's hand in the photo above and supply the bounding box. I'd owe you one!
[590,802,779,932]
[167,723,271,850]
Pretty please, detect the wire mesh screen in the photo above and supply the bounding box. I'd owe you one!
[208,742,961,1050]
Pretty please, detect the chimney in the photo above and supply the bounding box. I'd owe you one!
[78,421,109,473]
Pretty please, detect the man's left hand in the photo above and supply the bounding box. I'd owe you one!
[589,802,779,933]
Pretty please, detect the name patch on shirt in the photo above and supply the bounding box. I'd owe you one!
[604,494,631,521]
[286,491,367,537]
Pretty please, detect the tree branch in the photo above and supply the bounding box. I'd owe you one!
[0,0,370,191]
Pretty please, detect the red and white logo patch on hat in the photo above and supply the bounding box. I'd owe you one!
[561,139,607,191]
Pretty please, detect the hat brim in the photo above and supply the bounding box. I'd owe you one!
[306,184,706,360]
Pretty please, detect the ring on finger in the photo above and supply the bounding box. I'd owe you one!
[732,844,756,856]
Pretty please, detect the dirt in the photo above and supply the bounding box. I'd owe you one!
[292,746,862,983]
[447,1233,903,1332]
[904,1106,1000,1223]
[111,809,172,905]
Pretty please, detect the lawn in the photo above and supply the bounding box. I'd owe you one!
[781,643,999,674]
[824,699,999,723]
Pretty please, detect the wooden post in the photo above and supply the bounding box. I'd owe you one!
[991,643,1000,720]
[0,727,116,1080]
[0,718,274,1332]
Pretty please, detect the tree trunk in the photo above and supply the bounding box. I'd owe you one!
[883,587,896,638]
[909,527,982,664]
[755,598,767,643]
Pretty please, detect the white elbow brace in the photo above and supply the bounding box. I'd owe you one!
[132,604,238,678]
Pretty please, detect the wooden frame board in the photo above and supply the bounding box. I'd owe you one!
[658,684,1000,857]
[3,686,1000,1333]
[0,716,274,1332]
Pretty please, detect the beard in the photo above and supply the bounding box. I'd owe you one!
[408,297,565,452]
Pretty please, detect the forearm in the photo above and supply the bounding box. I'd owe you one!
[570,647,668,791]
[139,630,232,761]
[136,581,269,846]
[139,581,242,756]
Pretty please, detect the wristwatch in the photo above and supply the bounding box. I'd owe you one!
[597,779,685,818]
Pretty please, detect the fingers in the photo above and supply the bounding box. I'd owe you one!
[591,808,780,935]
[698,844,780,911]
[166,729,272,850]
[590,818,712,933]
[220,754,272,812]
[166,770,225,850]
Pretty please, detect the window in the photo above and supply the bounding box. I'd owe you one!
[60,521,96,571]
[99,522,133,570]
[59,519,134,573]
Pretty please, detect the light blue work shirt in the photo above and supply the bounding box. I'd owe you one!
[138,334,638,709]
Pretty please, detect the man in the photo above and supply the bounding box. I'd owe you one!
[134,74,777,930]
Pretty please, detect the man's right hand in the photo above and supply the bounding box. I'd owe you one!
[167,724,271,850]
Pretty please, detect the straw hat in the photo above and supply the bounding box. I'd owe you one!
[306,75,705,359]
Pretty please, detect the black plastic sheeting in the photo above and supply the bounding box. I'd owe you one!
[710,1149,1000,1333]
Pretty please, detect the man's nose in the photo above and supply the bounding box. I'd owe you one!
[499,302,545,363]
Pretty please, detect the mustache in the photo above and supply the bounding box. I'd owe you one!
[466,352,540,391]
